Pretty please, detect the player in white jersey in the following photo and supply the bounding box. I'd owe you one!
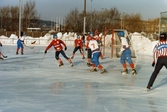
[16,32,25,55]
[119,31,137,75]
[88,37,107,74]
[147,32,167,91]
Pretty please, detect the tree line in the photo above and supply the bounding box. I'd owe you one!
[65,8,159,34]
[0,0,159,34]
[0,1,40,32]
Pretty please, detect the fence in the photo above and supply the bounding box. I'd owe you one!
[0,31,48,38]
[1,32,130,58]
[0,37,77,46]
[0,37,51,45]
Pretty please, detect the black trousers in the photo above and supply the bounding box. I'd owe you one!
[55,50,69,60]
[73,46,82,54]
[147,57,167,87]
[87,49,92,58]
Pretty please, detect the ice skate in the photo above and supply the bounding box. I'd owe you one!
[3,55,7,58]
[101,69,107,74]
[70,63,74,67]
[71,56,74,59]
[146,86,151,91]
[21,52,24,55]
[82,56,85,59]
[132,69,137,75]
[121,68,128,74]
[0,57,3,60]
[87,63,92,67]
[90,68,97,72]
[59,62,64,67]
[16,52,18,55]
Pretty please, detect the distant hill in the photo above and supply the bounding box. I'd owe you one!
[38,19,52,27]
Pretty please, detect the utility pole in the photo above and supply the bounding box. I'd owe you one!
[83,0,86,34]
[0,16,2,34]
[121,13,122,29]
[19,0,22,37]
[91,0,92,31]
[121,11,125,29]
[1,15,2,30]
[123,12,125,29]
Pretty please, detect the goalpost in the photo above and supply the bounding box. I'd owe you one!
[102,29,136,58]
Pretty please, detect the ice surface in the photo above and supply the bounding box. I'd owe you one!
[0,45,167,112]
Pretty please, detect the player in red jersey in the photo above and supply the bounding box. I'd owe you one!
[71,35,85,59]
[44,34,73,67]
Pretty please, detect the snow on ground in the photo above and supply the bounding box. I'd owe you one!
[0,32,166,112]
[0,32,158,56]
[130,32,158,55]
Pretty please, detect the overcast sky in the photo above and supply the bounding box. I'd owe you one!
[1,0,167,21]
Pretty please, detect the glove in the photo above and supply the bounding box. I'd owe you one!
[152,61,155,67]
[44,50,47,54]
[64,46,67,51]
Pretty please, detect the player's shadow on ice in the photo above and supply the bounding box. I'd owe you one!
[100,60,114,65]
[152,77,167,90]
[135,64,142,73]
[73,60,85,65]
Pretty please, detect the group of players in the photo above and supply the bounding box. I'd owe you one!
[44,32,107,74]
[44,31,138,75]
[0,31,137,75]
[1,30,167,91]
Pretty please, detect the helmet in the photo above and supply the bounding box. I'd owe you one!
[160,32,167,40]
[77,35,80,38]
[90,32,94,37]
[118,31,124,37]
[160,32,166,38]
[53,34,57,38]
[21,31,23,36]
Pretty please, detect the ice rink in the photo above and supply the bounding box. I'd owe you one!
[0,45,167,112]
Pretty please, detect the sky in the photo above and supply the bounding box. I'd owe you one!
[1,0,167,21]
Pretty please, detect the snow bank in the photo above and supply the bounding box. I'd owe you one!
[131,32,158,55]
[0,32,158,55]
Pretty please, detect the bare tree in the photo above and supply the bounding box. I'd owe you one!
[0,0,40,32]
[22,1,40,31]
[123,13,142,32]
[143,18,159,33]
[65,8,81,32]
[10,6,19,31]
[0,6,11,31]
[64,7,121,33]
[103,8,120,29]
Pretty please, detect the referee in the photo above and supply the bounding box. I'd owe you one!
[147,32,167,91]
